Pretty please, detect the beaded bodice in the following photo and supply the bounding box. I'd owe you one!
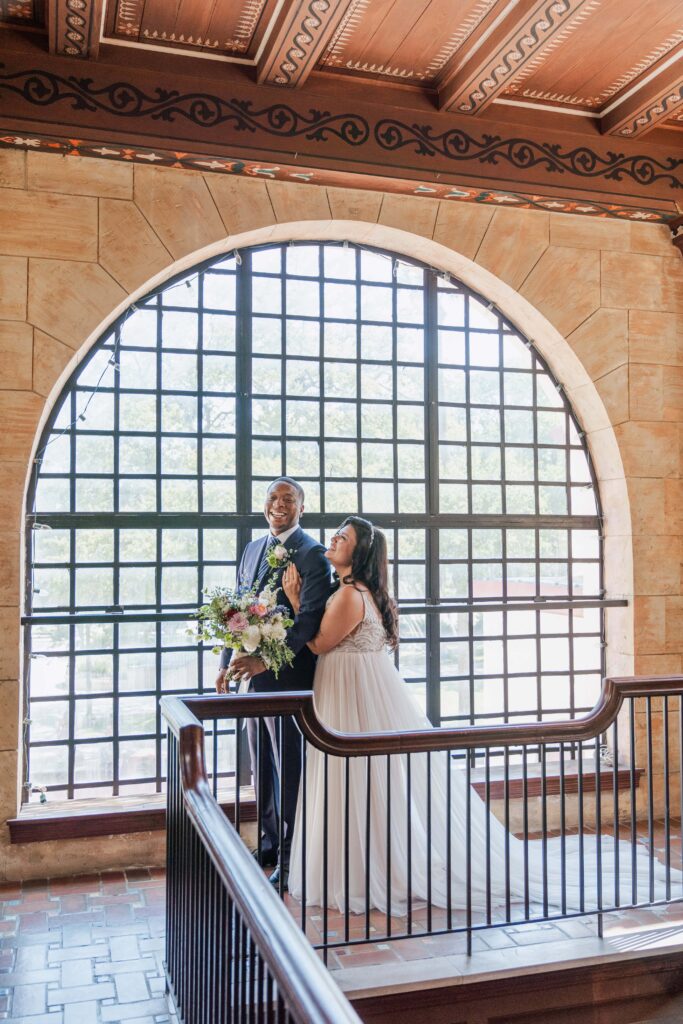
[328,589,387,654]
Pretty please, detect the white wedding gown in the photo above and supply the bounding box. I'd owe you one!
[288,592,680,916]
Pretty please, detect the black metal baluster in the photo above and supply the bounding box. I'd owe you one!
[240,920,248,1024]
[323,752,329,965]
[213,726,219,798]
[630,699,637,906]
[248,935,256,1023]
[257,720,263,871]
[212,878,220,1024]
[679,696,683,879]
[541,742,548,919]
[528,745,532,921]
[278,718,285,899]
[218,882,227,1024]
[612,720,620,908]
[407,753,412,935]
[504,747,511,921]
[231,905,239,1024]
[200,846,208,1024]
[177,786,187,1016]
[189,828,198,1024]
[594,734,603,937]
[466,751,472,956]
[265,973,273,1024]
[344,757,350,944]
[166,735,176,998]
[235,718,242,837]
[446,749,452,933]
[485,746,492,925]
[647,696,655,903]
[256,951,264,1024]
[301,734,307,933]
[664,696,671,901]
[386,754,392,937]
[426,751,431,934]
[365,756,371,941]
[559,740,567,917]
[577,739,585,914]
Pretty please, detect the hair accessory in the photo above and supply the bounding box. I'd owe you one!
[368,523,375,548]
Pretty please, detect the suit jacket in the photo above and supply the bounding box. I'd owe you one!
[219,525,332,693]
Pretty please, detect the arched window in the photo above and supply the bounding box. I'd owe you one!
[25,243,604,802]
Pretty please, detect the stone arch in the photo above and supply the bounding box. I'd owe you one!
[28,218,633,685]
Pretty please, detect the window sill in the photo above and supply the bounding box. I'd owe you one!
[8,762,640,844]
[8,788,257,844]
[469,759,643,800]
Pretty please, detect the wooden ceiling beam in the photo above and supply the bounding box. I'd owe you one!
[600,51,683,138]
[48,0,104,59]
[256,0,356,88]
[437,0,596,115]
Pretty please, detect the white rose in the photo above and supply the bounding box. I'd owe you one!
[259,622,274,639]
[242,625,262,653]
[273,544,288,561]
[271,623,286,641]
[259,588,277,608]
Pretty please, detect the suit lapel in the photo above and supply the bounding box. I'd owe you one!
[261,527,304,593]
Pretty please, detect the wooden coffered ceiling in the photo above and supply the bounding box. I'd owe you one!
[1,0,681,135]
[1,0,679,133]
[0,0,681,222]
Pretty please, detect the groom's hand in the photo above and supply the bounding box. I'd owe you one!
[230,654,266,680]
[215,668,228,694]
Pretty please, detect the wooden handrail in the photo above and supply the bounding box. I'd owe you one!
[161,676,683,758]
[173,720,361,1023]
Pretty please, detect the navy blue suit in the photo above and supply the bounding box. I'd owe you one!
[221,526,332,864]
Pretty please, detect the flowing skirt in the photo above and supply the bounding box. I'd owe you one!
[288,649,681,916]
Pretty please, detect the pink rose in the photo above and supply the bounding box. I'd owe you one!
[227,612,248,632]
[249,603,268,618]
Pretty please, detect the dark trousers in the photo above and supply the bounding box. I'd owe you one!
[246,714,302,869]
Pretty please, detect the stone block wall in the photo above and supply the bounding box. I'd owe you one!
[0,148,681,878]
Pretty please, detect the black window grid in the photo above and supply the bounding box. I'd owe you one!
[23,242,614,802]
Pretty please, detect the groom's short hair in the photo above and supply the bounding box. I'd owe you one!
[268,476,305,503]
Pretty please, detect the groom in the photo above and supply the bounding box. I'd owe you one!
[215,477,332,887]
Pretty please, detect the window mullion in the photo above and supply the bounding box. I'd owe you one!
[425,268,441,727]
[236,248,253,558]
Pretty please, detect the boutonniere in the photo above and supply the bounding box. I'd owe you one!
[266,543,297,571]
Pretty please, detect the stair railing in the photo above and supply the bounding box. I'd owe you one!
[162,695,363,1024]
[163,674,683,972]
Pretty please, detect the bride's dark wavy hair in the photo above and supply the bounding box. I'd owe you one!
[333,515,399,650]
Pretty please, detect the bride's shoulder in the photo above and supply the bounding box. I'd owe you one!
[327,585,364,611]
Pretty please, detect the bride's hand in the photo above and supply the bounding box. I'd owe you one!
[282,564,302,613]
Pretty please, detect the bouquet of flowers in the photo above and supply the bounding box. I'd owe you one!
[192,583,295,678]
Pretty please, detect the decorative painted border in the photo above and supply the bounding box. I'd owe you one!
[0,67,370,144]
[374,118,683,190]
[0,66,681,195]
[0,131,671,223]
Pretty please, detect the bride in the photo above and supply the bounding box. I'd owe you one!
[282,515,678,917]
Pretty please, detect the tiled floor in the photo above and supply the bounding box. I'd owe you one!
[0,869,170,1023]
[2,862,683,1021]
